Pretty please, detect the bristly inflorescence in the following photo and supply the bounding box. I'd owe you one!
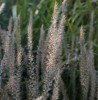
[27,9,39,100]
[80,26,89,100]
[42,0,67,99]
[14,16,22,100]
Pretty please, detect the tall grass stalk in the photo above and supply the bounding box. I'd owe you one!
[88,11,96,100]
[80,26,89,100]
[27,9,39,99]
